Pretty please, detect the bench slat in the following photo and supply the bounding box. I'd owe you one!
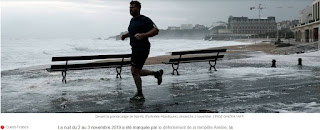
[171,49,227,55]
[163,60,217,64]
[167,55,224,63]
[52,54,131,62]
[50,61,131,71]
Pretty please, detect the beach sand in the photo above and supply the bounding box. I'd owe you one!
[145,41,276,65]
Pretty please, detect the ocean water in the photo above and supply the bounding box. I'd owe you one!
[1,38,252,71]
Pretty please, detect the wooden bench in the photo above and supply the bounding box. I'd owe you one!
[46,54,131,83]
[162,49,227,75]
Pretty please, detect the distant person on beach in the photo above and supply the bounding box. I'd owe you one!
[121,1,163,101]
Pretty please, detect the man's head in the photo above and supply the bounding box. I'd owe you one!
[130,1,141,17]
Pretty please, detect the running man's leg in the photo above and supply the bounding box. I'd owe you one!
[140,69,153,76]
[140,69,163,85]
[130,50,163,101]
[130,66,145,101]
[131,68,163,92]
[131,66,142,93]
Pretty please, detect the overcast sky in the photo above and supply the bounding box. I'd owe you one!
[1,0,313,39]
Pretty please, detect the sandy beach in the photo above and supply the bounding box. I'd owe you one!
[145,40,275,65]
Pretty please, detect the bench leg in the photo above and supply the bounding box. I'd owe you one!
[62,71,67,83]
[209,60,217,71]
[116,67,122,79]
[172,64,180,75]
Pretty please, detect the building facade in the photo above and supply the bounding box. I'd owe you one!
[180,24,193,30]
[167,26,180,30]
[300,6,312,24]
[228,16,277,35]
[292,0,320,42]
[279,20,299,29]
[193,24,207,30]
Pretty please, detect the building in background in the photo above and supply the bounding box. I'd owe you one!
[180,24,193,30]
[167,26,180,30]
[205,16,277,40]
[193,24,207,30]
[292,0,320,42]
[299,6,312,24]
[279,20,298,29]
[228,16,277,35]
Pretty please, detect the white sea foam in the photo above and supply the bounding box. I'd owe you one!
[274,102,320,113]
[229,50,320,67]
[218,67,311,81]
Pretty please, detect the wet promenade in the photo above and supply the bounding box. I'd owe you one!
[1,51,320,113]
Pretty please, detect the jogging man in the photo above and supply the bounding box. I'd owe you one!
[121,1,163,101]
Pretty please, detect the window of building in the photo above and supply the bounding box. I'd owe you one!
[315,3,317,20]
[318,2,320,19]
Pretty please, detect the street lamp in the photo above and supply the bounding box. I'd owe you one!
[277,23,281,40]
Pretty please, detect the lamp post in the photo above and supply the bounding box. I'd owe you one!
[276,28,279,40]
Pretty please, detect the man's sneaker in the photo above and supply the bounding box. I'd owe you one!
[130,93,145,101]
[156,69,163,85]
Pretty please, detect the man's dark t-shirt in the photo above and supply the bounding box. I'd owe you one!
[128,15,157,52]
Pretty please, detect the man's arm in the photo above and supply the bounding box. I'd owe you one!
[121,32,129,40]
[135,28,159,40]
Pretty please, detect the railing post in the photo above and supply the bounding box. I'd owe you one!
[271,59,276,67]
[298,58,302,66]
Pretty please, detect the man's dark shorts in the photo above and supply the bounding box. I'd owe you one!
[131,50,149,70]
